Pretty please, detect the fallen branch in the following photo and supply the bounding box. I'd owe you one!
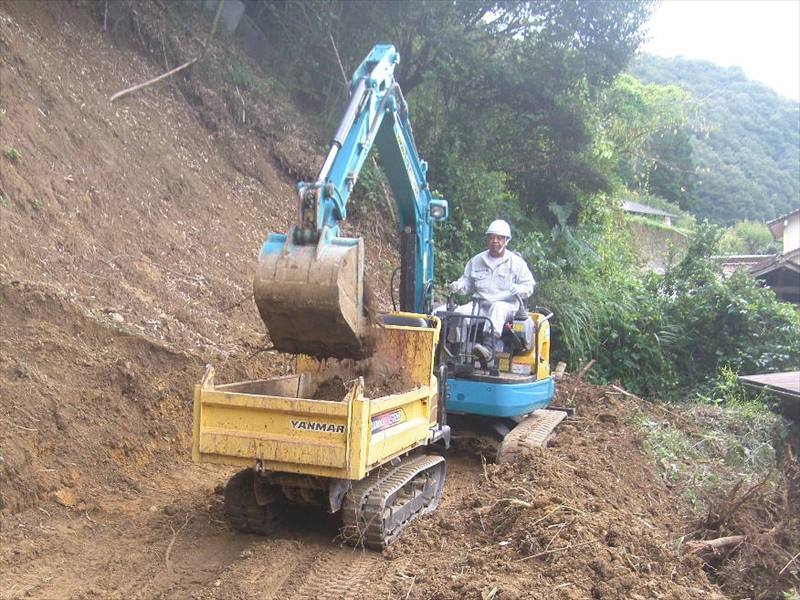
[780,550,800,575]
[92,253,203,283]
[403,575,416,600]
[611,385,689,424]
[684,535,745,557]
[515,537,600,562]
[109,0,224,102]
[164,513,191,571]
[329,33,348,86]
[0,418,38,432]
[110,58,198,102]
[705,474,771,530]
[221,292,254,312]
[574,359,595,383]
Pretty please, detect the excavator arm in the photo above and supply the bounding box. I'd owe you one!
[254,45,447,359]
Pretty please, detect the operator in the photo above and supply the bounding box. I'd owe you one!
[447,219,535,358]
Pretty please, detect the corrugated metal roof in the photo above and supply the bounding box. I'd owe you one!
[738,372,800,422]
[621,200,678,218]
[739,372,800,398]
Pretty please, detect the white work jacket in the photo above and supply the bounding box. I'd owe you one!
[448,250,536,340]
[453,250,535,302]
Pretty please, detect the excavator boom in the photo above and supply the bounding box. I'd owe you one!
[253,45,447,359]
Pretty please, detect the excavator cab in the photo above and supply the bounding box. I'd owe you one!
[437,299,555,419]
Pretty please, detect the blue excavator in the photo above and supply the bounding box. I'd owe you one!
[200,45,561,548]
[253,45,559,443]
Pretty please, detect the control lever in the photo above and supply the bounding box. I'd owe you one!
[514,294,528,320]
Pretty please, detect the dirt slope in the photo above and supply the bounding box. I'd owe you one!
[0,2,734,598]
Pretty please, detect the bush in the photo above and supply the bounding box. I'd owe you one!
[535,220,799,399]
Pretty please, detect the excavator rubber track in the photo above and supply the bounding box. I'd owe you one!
[496,409,568,464]
[341,454,446,550]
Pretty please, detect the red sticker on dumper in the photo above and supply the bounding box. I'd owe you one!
[371,408,406,434]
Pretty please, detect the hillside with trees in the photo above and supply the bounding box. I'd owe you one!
[1,3,798,599]
[629,54,800,226]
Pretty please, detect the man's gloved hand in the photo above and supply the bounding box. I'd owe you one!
[449,281,464,294]
[509,284,523,297]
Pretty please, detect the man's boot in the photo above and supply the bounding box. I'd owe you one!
[472,333,493,366]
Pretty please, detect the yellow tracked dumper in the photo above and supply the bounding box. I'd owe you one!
[192,315,450,549]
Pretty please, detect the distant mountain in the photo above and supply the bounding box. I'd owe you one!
[629,54,800,226]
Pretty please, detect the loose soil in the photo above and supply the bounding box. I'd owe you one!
[0,2,795,599]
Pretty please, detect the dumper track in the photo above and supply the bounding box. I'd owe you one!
[224,469,281,535]
[341,454,446,550]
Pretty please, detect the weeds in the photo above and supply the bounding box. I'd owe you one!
[3,146,21,160]
[638,367,787,506]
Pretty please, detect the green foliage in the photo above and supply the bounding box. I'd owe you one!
[624,192,697,232]
[433,168,524,286]
[638,397,784,504]
[3,146,21,160]
[691,367,786,474]
[597,74,701,210]
[209,53,255,89]
[719,220,779,254]
[639,417,699,487]
[541,235,680,397]
[227,0,798,401]
[253,0,655,229]
[629,55,800,225]
[634,369,787,511]
[529,214,799,399]
[345,156,400,229]
[656,224,800,397]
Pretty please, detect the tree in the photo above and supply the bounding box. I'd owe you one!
[719,220,778,255]
[595,74,700,209]
[629,54,800,225]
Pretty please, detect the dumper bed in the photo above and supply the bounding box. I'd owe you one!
[192,314,449,548]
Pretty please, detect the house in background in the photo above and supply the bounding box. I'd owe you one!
[750,208,800,305]
[767,208,800,255]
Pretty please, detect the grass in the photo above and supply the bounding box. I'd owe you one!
[635,376,786,508]
[3,146,21,161]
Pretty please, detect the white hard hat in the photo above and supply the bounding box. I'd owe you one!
[485,219,512,239]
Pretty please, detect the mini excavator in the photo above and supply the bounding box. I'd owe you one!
[192,45,562,550]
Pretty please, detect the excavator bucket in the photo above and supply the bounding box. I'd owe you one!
[253,231,375,359]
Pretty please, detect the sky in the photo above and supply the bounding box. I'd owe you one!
[640,0,800,102]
